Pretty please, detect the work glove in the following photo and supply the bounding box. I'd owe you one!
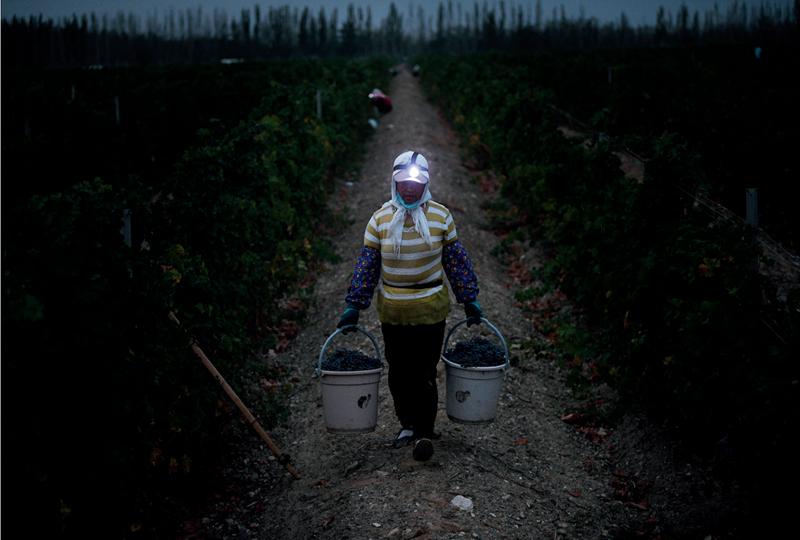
[464,300,483,327]
[337,305,360,333]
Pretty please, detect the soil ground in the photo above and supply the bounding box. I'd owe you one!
[179,65,742,540]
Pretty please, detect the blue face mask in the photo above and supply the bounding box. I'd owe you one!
[395,192,422,210]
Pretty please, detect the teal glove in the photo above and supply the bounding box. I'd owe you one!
[337,306,360,333]
[464,301,483,327]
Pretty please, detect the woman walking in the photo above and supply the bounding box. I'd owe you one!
[337,150,482,461]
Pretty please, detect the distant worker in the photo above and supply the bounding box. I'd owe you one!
[368,88,393,115]
[336,150,482,462]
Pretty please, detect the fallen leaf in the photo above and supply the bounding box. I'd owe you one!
[260,379,280,391]
[560,412,586,424]
[578,425,611,443]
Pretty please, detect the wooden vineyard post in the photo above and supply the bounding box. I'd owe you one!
[113,96,120,126]
[121,209,132,247]
[168,311,300,480]
[746,188,759,227]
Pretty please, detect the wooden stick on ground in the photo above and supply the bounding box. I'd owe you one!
[168,311,300,480]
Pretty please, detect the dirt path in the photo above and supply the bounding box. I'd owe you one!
[182,65,736,540]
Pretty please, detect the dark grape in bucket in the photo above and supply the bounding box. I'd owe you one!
[321,348,381,371]
[445,337,505,368]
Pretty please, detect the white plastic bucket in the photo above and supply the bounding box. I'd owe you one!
[442,318,509,424]
[320,367,382,432]
[317,326,383,433]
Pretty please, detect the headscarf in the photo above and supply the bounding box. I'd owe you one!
[387,151,432,256]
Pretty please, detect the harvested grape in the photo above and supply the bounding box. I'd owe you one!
[445,337,505,368]
[321,348,381,371]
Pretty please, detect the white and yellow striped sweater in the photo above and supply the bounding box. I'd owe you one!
[364,200,457,325]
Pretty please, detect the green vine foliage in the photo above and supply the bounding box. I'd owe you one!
[3,57,391,537]
[418,51,799,512]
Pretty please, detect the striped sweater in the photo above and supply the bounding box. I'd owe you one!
[346,200,478,325]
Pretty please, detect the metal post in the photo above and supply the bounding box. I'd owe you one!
[746,188,758,227]
[315,89,322,119]
[114,96,120,126]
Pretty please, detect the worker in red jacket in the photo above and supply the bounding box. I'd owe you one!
[368,88,393,115]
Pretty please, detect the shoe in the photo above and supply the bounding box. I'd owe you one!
[412,438,434,462]
[392,428,416,448]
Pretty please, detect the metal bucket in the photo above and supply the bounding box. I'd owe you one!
[442,318,509,424]
[317,326,383,433]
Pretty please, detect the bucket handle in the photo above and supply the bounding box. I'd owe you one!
[316,326,382,377]
[443,317,510,371]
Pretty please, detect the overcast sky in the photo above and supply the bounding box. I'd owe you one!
[1,1,793,27]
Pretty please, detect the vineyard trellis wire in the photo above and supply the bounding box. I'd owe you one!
[2,56,394,538]
[547,101,800,305]
[417,52,799,531]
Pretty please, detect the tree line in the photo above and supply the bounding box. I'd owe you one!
[2,1,798,68]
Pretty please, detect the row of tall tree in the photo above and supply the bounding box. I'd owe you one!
[3,1,799,68]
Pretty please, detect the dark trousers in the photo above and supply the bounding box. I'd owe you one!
[381,321,446,437]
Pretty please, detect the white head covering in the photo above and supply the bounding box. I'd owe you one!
[387,151,432,256]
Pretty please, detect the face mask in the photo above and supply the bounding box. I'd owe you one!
[395,180,426,205]
[395,193,423,210]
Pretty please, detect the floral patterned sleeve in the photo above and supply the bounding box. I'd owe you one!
[345,246,381,309]
[443,240,479,303]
